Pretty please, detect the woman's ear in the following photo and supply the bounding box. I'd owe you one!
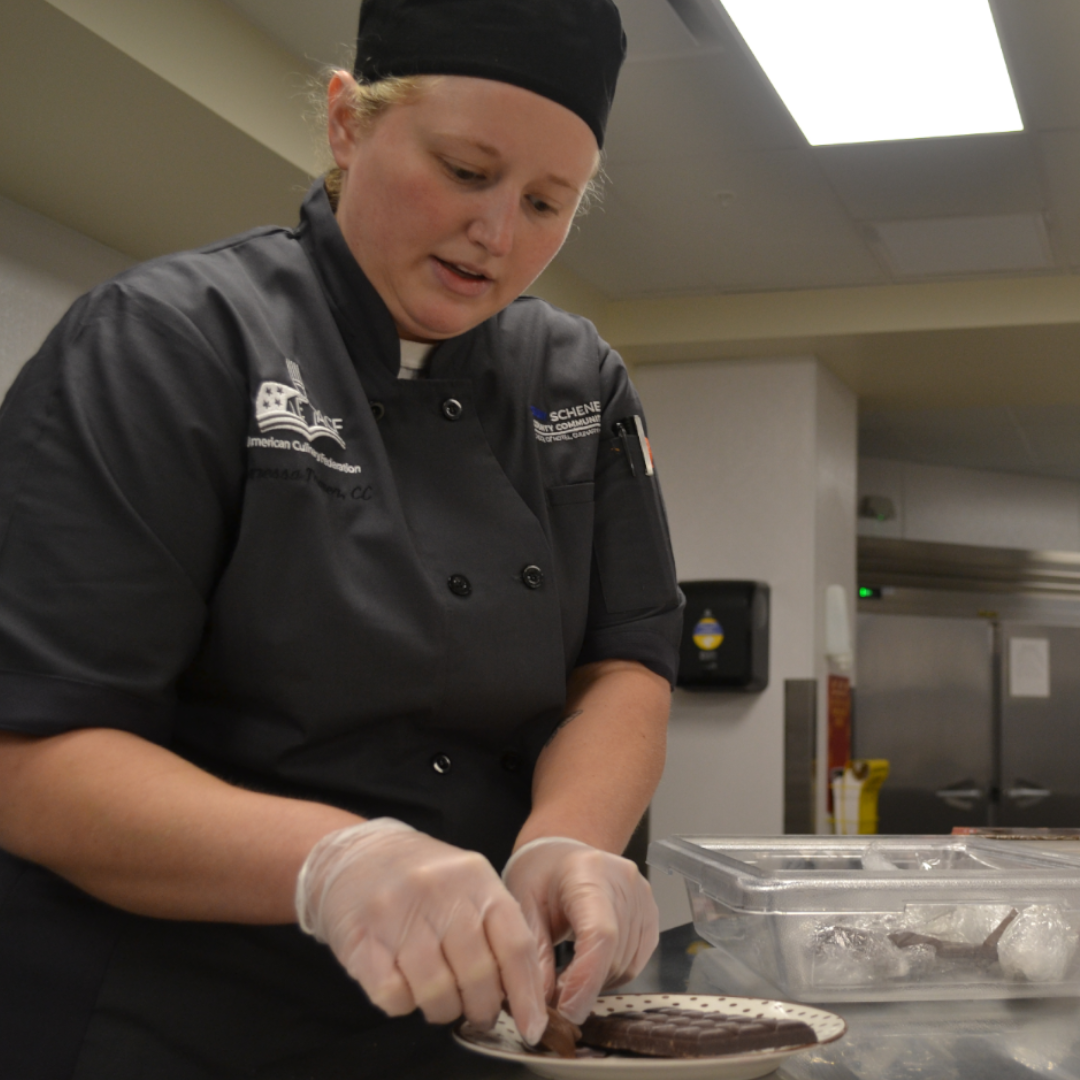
[327,70,360,168]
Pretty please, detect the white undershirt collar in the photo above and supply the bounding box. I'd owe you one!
[398,338,436,380]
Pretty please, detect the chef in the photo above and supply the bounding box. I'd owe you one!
[0,0,683,1076]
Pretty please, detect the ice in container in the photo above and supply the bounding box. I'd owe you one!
[649,835,1080,1002]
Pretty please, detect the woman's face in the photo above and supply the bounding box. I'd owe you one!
[327,73,599,342]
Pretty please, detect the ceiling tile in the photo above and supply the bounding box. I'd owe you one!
[1041,131,1080,270]
[708,42,806,152]
[872,214,1054,277]
[562,148,884,296]
[604,53,759,166]
[992,0,1080,131]
[615,0,700,57]
[558,199,716,297]
[606,27,803,169]
[815,134,1045,221]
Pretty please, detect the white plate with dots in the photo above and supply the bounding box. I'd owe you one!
[453,992,846,1080]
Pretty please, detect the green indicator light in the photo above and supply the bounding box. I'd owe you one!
[859,587,873,598]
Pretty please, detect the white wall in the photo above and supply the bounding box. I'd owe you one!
[635,358,857,928]
[816,368,859,674]
[0,194,132,396]
[859,457,1080,552]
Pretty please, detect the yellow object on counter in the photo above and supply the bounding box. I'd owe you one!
[832,759,890,835]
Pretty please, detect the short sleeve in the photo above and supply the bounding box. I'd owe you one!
[0,280,248,742]
[575,347,684,686]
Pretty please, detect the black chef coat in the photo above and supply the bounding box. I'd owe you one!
[0,182,682,1079]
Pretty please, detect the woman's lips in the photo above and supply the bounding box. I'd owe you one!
[431,256,493,297]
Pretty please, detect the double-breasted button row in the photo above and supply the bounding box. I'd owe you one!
[431,752,524,775]
[447,569,543,595]
[431,751,523,775]
[369,400,462,421]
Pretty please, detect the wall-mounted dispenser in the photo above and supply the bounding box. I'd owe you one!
[677,580,770,691]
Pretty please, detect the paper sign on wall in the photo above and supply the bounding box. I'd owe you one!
[1009,637,1051,698]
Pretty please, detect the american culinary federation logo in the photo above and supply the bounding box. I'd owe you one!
[254,360,345,448]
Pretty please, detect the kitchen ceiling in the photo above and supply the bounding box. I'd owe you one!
[6,0,1080,478]
[218,0,1080,296]
[218,0,1080,479]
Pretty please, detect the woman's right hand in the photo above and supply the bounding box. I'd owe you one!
[295,818,548,1044]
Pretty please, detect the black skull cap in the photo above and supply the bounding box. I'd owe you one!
[353,0,626,148]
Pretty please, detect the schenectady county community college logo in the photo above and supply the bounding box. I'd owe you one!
[254,359,345,448]
[530,400,602,444]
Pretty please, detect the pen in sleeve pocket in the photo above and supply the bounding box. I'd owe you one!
[613,415,655,477]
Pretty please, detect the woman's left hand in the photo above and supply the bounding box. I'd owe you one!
[502,837,659,1023]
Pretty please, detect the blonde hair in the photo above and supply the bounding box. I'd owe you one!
[322,75,437,207]
[318,71,604,215]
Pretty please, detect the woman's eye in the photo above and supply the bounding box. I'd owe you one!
[444,161,483,182]
[527,195,556,215]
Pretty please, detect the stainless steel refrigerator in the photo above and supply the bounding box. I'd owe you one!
[855,537,1080,834]
[856,611,1080,833]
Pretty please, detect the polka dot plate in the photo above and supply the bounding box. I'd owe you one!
[453,993,846,1080]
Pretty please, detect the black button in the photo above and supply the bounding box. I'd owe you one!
[521,565,544,590]
[500,751,524,773]
[370,401,385,420]
[431,753,452,775]
[448,574,472,597]
[441,398,464,421]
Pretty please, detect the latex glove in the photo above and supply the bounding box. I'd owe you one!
[296,818,548,1044]
[502,837,659,1024]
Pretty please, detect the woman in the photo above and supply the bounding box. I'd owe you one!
[0,0,683,1076]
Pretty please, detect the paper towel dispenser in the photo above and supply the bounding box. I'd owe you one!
[677,580,769,691]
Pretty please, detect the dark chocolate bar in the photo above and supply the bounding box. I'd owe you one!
[579,1007,818,1058]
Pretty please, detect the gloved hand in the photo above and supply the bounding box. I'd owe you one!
[501,837,659,1024]
[296,818,548,1044]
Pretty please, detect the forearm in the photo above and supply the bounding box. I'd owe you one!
[0,728,360,923]
[516,659,670,856]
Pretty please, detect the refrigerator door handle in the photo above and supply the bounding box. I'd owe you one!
[1005,780,1052,809]
[934,780,984,811]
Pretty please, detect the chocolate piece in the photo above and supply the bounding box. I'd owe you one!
[888,930,991,961]
[537,1006,582,1059]
[982,908,1020,951]
[889,908,1020,964]
[579,1007,818,1058]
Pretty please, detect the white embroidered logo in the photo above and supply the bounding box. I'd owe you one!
[254,360,345,448]
[530,400,602,443]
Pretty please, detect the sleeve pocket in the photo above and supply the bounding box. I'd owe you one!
[592,464,677,615]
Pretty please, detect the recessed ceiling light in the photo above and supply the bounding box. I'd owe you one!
[719,0,1023,145]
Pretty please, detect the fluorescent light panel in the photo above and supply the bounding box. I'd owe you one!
[720,0,1023,145]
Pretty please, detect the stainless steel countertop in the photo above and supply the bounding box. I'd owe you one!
[437,921,1080,1078]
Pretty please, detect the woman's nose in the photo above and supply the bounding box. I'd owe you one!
[467,194,516,257]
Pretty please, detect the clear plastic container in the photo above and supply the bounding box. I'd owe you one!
[648,835,1080,1002]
